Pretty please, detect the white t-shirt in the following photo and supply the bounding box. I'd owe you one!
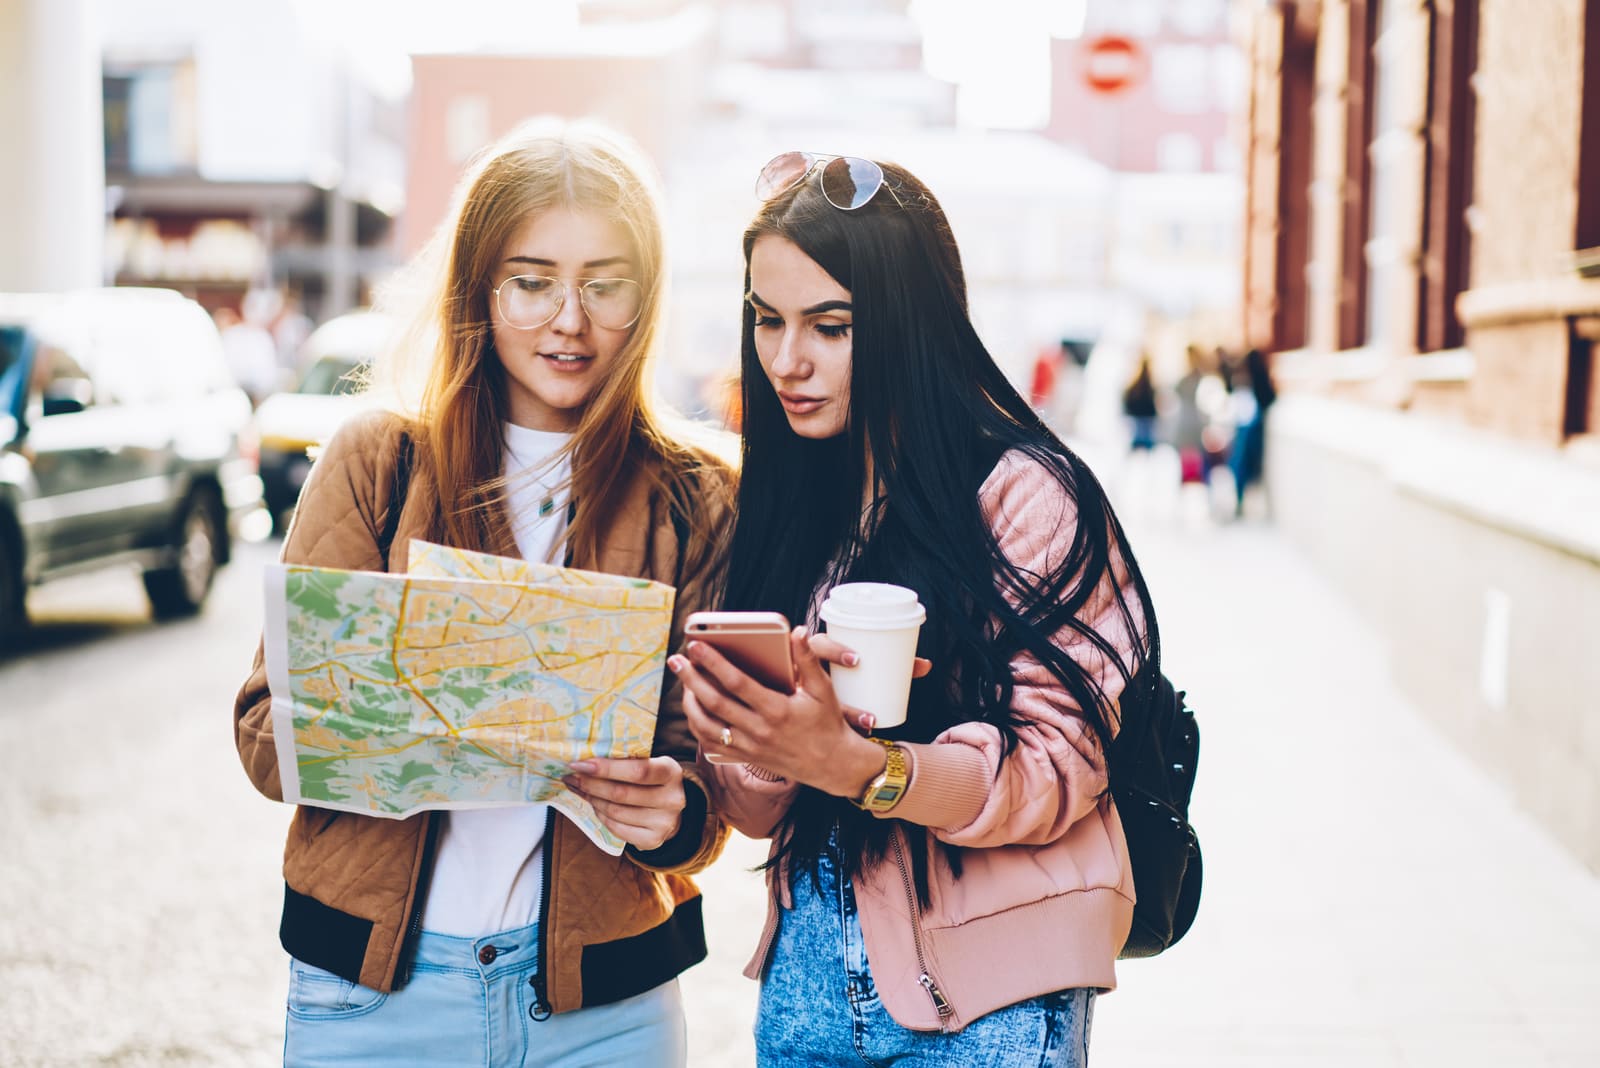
[420,423,573,937]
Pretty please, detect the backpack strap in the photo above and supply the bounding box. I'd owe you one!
[377,430,413,570]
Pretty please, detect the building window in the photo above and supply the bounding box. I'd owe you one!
[1153,44,1210,114]
[446,95,491,165]
[1170,0,1226,38]
[1340,0,1377,350]
[1363,0,1409,348]
[1577,0,1600,255]
[102,62,199,177]
[1417,0,1478,352]
[1157,132,1204,172]
[1089,0,1162,37]
[1212,43,1247,113]
[1568,318,1597,438]
[1277,5,1316,351]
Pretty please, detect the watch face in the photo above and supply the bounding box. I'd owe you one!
[869,781,905,810]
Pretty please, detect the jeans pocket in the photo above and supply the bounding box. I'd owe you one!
[286,959,389,1021]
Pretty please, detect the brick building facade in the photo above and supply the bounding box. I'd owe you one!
[1241,0,1600,870]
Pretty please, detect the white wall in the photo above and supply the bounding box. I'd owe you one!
[0,0,105,291]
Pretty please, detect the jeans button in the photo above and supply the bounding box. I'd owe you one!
[478,945,497,965]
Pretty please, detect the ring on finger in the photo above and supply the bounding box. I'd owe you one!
[719,725,733,747]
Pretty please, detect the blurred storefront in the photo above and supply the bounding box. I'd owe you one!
[1241,0,1600,871]
[97,0,405,321]
[1039,0,1246,337]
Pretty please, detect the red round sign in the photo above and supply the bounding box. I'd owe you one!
[1081,35,1145,95]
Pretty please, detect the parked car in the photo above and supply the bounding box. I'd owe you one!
[0,288,263,638]
[253,310,387,532]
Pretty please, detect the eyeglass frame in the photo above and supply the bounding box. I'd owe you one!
[755,152,903,211]
[489,274,645,332]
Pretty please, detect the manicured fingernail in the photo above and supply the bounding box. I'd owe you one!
[861,714,876,730]
[843,653,860,666]
[668,655,687,673]
[569,761,597,774]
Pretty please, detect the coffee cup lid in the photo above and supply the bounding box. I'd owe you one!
[818,582,926,630]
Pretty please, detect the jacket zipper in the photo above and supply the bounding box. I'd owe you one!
[396,812,442,988]
[889,829,954,1028]
[528,808,557,1021]
[751,863,784,972]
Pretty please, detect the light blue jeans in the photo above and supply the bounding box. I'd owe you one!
[756,834,1095,1067]
[283,920,686,1067]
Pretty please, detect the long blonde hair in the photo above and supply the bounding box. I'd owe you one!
[374,117,722,566]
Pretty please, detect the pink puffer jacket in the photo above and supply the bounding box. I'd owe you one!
[704,451,1142,1033]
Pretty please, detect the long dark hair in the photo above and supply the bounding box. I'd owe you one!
[723,162,1159,897]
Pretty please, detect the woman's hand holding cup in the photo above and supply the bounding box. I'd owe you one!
[807,632,931,733]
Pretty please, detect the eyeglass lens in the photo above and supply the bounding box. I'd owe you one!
[755,151,815,201]
[497,276,642,331]
[819,157,884,210]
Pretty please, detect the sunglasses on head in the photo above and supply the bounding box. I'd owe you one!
[755,152,898,210]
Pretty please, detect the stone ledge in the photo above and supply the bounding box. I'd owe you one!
[1457,275,1600,328]
[1272,393,1600,564]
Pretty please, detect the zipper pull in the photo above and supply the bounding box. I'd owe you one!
[918,973,953,1017]
[528,974,552,1021]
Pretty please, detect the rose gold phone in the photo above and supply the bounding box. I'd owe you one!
[683,611,795,694]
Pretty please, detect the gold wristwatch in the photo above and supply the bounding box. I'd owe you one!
[851,737,909,812]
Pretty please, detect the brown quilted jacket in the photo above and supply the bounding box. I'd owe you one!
[233,409,735,1009]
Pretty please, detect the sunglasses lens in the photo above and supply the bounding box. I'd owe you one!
[756,151,814,199]
[820,156,884,210]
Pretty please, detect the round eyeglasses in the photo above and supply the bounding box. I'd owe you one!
[755,152,892,211]
[492,275,644,332]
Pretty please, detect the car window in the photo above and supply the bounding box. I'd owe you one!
[299,357,364,396]
[0,325,29,420]
[26,337,95,417]
[76,298,232,404]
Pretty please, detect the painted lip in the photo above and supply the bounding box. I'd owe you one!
[776,390,826,415]
[539,352,595,372]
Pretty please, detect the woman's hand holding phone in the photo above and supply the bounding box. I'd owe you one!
[674,628,888,800]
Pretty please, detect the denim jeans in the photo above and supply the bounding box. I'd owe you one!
[282,920,686,1067]
[755,834,1095,1067]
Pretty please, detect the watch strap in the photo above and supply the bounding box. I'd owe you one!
[852,737,909,812]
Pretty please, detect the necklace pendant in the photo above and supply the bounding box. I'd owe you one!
[539,495,555,517]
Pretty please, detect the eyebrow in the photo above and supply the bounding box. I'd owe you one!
[505,255,632,270]
[747,290,853,316]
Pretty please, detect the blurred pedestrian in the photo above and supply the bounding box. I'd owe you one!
[1227,347,1277,517]
[675,153,1159,1066]
[1028,340,1061,413]
[1122,352,1160,451]
[214,305,278,405]
[231,118,735,1066]
[268,288,314,377]
[1171,344,1212,486]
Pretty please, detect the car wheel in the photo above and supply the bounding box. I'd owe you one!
[143,488,223,619]
[0,532,25,641]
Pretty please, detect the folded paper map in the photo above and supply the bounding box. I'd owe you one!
[262,540,676,855]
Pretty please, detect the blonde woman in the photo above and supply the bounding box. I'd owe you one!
[232,119,734,1066]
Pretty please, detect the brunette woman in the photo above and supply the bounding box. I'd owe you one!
[673,153,1159,1066]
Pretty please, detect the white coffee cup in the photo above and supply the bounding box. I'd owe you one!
[818,582,926,729]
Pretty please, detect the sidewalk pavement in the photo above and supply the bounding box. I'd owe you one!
[680,458,1600,1067]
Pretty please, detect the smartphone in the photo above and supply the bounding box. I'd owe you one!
[683,611,796,694]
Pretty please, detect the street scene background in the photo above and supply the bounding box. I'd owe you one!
[4,0,1600,1065]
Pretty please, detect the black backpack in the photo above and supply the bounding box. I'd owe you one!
[1109,664,1202,958]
